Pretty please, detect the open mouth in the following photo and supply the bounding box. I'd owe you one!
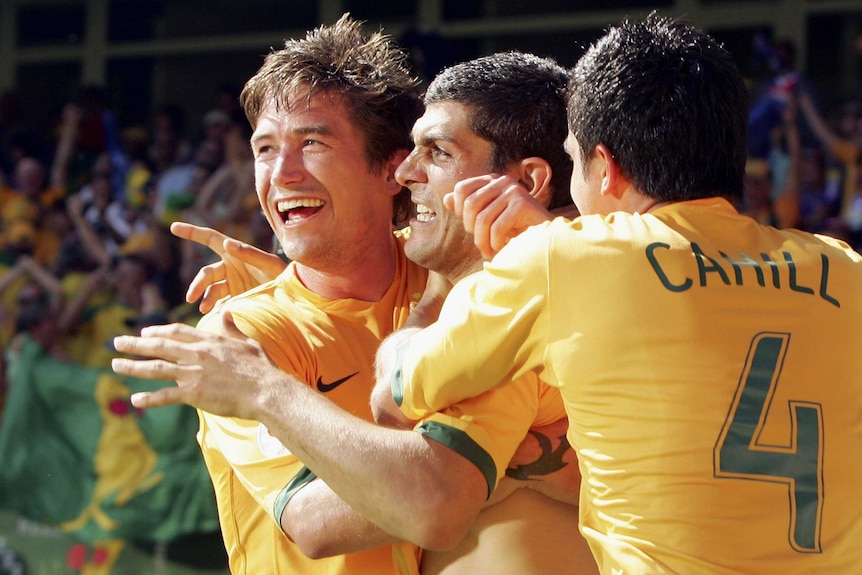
[415,203,436,223]
[276,198,325,224]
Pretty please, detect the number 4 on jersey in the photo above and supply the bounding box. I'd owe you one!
[713,332,824,552]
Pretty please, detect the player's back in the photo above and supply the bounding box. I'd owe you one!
[544,198,862,574]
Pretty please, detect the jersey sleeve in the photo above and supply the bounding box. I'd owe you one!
[392,225,554,419]
[414,373,545,496]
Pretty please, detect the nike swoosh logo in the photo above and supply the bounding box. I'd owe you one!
[316,372,359,393]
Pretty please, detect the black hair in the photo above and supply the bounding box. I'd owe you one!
[425,52,573,210]
[568,15,748,202]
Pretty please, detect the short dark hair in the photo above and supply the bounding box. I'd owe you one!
[425,52,573,210]
[240,14,422,223]
[568,15,748,202]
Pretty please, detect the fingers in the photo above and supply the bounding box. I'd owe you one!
[472,195,510,259]
[186,261,227,304]
[225,239,287,279]
[199,282,230,314]
[170,222,229,254]
[450,175,523,258]
[449,174,556,259]
[113,356,195,381]
[113,324,207,364]
[138,321,208,340]
[447,174,499,226]
[130,388,189,409]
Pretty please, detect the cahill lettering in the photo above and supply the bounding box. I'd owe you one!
[645,242,840,308]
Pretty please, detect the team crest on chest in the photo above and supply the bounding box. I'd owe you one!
[257,423,291,457]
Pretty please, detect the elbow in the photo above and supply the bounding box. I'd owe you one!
[401,444,488,550]
[297,544,341,559]
[285,522,341,560]
[410,508,472,551]
[404,484,477,551]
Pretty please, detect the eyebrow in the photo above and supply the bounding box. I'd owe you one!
[413,129,455,148]
[251,123,335,146]
[292,124,335,137]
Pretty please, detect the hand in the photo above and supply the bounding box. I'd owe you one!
[444,174,553,259]
[112,312,284,419]
[170,221,287,313]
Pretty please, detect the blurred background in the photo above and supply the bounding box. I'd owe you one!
[4,0,862,144]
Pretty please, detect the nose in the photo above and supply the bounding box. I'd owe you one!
[271,150,304,187]
[394,148,425,188]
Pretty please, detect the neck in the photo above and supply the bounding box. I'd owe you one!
[643,200,675,213]
[295,235,398,301]
[447,259,484,285]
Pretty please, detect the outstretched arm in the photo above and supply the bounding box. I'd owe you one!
[797,91,839,152]
[112,315,487,550]
[15,256,64,316]
[170,221,286,312]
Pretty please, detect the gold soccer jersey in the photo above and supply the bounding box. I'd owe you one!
[393,198,862,574]
[197,234,426,575]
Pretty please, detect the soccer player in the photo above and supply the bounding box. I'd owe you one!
[386,15,862,574]
[114,35,597,575]
[119,15,429,574]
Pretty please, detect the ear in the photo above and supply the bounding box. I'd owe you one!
[516,157,553,207]
[592,143,626,200]
[383,148,411,196]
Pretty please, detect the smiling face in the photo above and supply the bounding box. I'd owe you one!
[250,91,400,272]
[395,101,500,282]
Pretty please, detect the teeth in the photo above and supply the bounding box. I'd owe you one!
[415,203,435,222]
[277,198,324,212]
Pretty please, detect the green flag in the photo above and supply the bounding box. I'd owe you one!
[0,334,220,543]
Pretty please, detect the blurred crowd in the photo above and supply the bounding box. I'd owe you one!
[741,36,862,248]
[0,83,275,406]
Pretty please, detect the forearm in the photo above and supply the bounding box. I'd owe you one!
[50,105,79,189]
[255,373,486,550]
[58,266,107,334]
[18,257,63,311]
[282,478,401,558]
[798,93,838,151]
[69,211,111,266]
[114,320,485,549]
